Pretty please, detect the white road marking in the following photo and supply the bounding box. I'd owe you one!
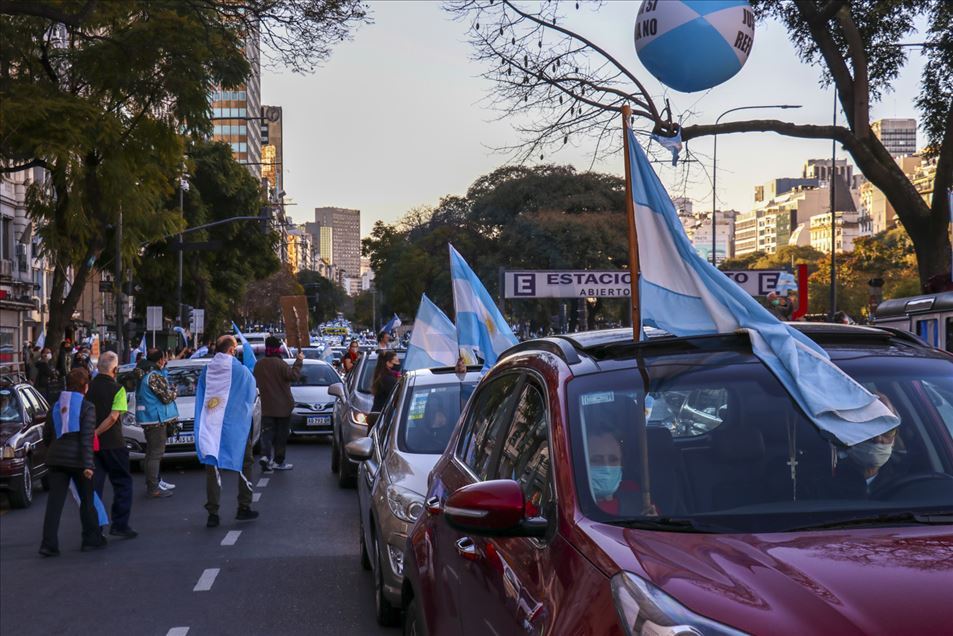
[252,492,261,502]
[193,568,220,592]
[167,628,190,636]
[221,530,242,546]
[256,477,270,487]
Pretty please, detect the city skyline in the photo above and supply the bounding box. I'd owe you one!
[262,1,929,238]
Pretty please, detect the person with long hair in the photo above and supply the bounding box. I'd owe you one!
[342,339,360,375]
[371,351,400,415]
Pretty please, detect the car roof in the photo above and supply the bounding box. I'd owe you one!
[282,358,334,367]
[402,367,484,386]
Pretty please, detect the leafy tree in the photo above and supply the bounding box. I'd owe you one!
[296,269,349,324]
[448,0,952,287]
[241,266,304,327]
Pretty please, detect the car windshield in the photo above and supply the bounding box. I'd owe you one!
[292,364,340,386]
[299,349,324,360]
[568,346,953,533]
[168,367,203,397]
[357,351,407,394]
[399,381,477,454]
[0,389,21,422]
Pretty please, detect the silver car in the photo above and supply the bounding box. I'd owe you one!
[120,359,261,464]
[346,367,480,626]
[288,359,343,437]
[329,349,405,488]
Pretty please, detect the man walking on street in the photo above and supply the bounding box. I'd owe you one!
[195,335,259,528]
[89,351,138,539]
[136,349,179,498]
[254,336,304,472]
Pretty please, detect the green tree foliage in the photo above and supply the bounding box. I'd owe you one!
[241,266,304,327]
[134,140,280,338]
[296,269,349,325]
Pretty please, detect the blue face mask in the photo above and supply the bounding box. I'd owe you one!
[590,465,623,500]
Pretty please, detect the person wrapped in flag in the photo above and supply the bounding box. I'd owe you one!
[194,335,259,528]
[39,369,109,556]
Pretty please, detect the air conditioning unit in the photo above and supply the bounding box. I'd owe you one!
[0,260,12,277]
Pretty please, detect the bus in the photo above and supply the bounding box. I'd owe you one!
[873,291,953,353]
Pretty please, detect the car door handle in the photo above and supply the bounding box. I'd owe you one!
[425,496,442,515]
[455,537,480,562]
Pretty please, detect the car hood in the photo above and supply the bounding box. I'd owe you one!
[589,522,953,634]
[290,386,333,407]
[384,448,440,499]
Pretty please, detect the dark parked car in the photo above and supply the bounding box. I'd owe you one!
[403,325,953,636]
[0,378,50,508]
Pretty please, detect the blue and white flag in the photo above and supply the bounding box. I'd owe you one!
[173,326,189,346]
[320,344,334,362]
[651,127,683,166]
[194,353,257,472]
[381,313,401,335]
[231,322,256,372]
[35,330,45,349]
[625,128,898,446]
[449,245,518,371]
[129,335,147,364]
[404,294,458,372]
[189,345,209,359]
[51,392,109,525]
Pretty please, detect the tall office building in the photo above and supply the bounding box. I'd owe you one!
[872,118,917,157]
[802,159,852,185]
[309,207,361,280]
[260,105,282,194]
[210,31,262,178]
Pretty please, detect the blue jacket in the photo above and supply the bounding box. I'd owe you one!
[136,368,179,426]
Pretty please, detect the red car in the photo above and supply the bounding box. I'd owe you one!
[403,325,953,635]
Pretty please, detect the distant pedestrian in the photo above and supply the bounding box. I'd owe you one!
[254,336,304,473]
[34,347,57,403]
[56,338,74,378]
[377,331,394,351]
[342,339,360,375]
[195,335,259,528]
[136,348,179,498]
[833,311,854,325]
[89,351,138,540]
[39,369,108,556]
[371,351,400,415]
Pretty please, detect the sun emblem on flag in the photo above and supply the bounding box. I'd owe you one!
[483,313,496,336]
[206,396,223,410]
[60,406,68,415]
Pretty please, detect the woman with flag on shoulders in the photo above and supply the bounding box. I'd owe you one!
[39,368,108,556]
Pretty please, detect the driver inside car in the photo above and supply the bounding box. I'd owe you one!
[586,423,657,516]
[831,392,905,498]
[0,392,20,421]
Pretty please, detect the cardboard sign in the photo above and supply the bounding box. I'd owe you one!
[280,296,310,349]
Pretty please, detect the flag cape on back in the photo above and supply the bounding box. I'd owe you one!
[194,353,257,471]
[51,392,109,525]
[231,322,256,372]
[625,128,898,446]
[404,294,458,372]
[449,245,518,371]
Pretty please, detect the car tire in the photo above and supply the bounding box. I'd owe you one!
[337,446,355,489]
[374,534,401,627]
[331,436,340,474]
[8,461,33,509]
[359,516,372,571]
[403,596,424,636]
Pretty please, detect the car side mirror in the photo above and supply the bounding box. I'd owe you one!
[444,479,548,538]
[345,437,374,462]
[328,384,345,399]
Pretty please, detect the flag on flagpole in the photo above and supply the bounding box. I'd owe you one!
[381,313,401,335]
[624,126,898,446]
[449,245,518,371]
[35,330,45,349]
[189,345,209,359]
[231,322,256,372]
[129,335,147,364]
[173,326,189,346]
[404,294,458,372]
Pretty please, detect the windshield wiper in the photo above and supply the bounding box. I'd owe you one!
[787,511,953,532]
[605,516,722,533]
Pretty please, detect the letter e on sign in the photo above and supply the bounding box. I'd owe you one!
[514,274,536,297]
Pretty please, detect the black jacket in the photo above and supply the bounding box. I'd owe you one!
[43,400,97,470]
[372,372,399,413]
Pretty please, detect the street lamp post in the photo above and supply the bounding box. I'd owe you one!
[712,104,802,266]
[177,173,189,326]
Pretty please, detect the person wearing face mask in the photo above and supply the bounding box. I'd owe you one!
[342,340,360,375]
[831,393,904,498]
[586,425,650,515]
[766,292,793,320]
[34,347,56,403]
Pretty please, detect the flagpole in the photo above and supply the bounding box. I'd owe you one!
[621,105,653,516]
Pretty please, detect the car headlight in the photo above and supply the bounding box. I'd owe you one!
[122,412,140,428]
[611,572,744,636]
[2,446,14,459]
[386,484,425,524]
[350,410,368,426]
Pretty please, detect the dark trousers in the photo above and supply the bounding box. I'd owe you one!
[205,435,254,515]
[94,448,133,531]
[260,416,291,464]
[41,467,101,550]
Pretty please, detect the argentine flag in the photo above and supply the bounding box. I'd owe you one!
[51,392,109,526]
[404,294,458,372]
[129,334,147,364]
[381,313,402,335]
[194,353,257,472]
[625,127,898,446]
[449,245,518,371]
[231,322,256,372]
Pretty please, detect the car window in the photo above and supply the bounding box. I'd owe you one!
[399,381,477,455]
[18,388,39,419]
[922,380,953,436]
[457,373,522,480]
[117,370,140,394]
[375,378,402,444]
[167,367,202,397]
[492,382,553,519]
[292,364,340,386]
[0,388,22,422]
[27,387,48,413]
[357,352,407,394]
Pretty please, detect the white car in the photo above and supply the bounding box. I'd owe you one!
[119,359,261,464]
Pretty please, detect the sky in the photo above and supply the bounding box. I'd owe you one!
[261,1,929,238]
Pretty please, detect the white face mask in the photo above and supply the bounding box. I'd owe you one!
[847,440,894,471]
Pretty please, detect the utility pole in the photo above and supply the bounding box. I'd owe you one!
[115,206,124,358]
[177,174,188,326]
[829,90,837,321]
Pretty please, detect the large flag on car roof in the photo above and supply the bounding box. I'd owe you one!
[449,245,518,372]
[625,127,898,446]
[404,294,458,372]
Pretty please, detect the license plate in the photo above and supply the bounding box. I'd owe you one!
[307,416,330,427]
[167,434,194,445]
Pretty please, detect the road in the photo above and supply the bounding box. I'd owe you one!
[0,439,394,636]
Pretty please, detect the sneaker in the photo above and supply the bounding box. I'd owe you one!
[260,459,274,474]
[109,527,139,539]
[81,539,108,552]
[272,462,294,471]
[158,480,176,491]
[148,489,173,498]
[206,513,220,528]
[236,507,260,521]
[39,546,60,557]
